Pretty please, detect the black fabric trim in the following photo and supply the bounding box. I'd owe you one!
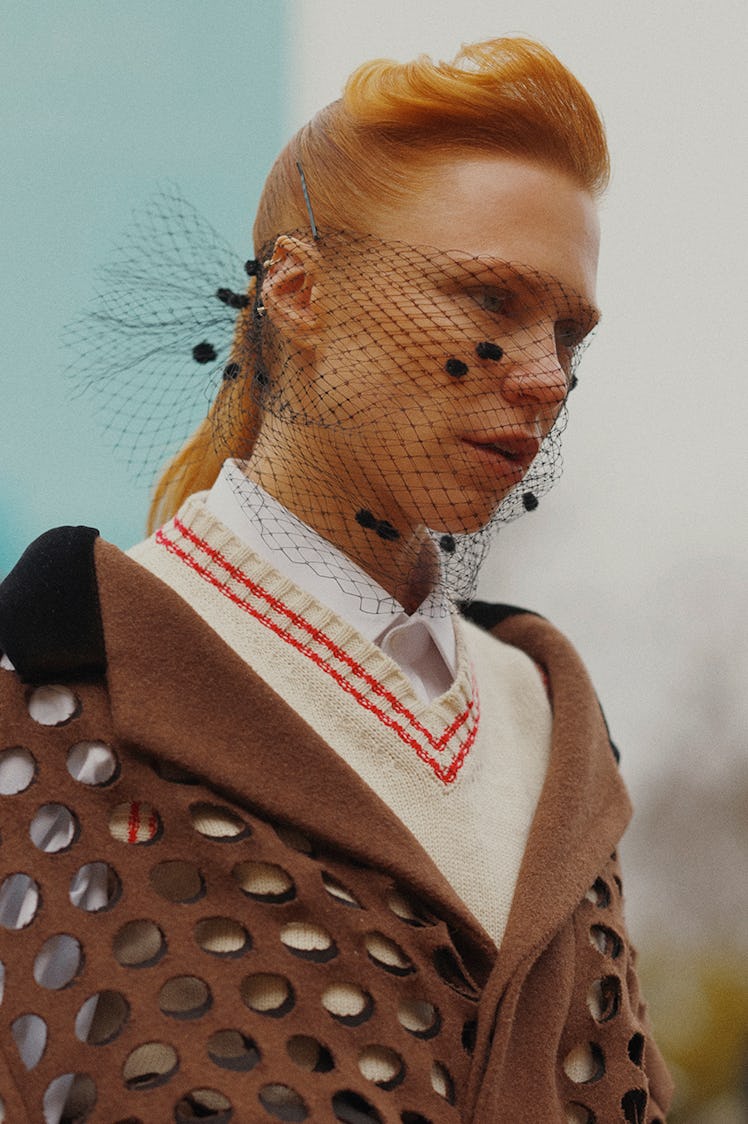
[458,600,540,630]
[0,526,105,684]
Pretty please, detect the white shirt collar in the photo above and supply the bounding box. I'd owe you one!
[204,461,457,679]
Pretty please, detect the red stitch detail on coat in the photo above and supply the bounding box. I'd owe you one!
[156,524,478,784]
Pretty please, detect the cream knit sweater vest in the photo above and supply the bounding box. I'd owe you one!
[128,495,551,946]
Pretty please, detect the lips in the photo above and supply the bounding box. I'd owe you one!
[461,432,541,474]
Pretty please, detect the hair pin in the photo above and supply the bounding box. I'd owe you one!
[296,161,320,240]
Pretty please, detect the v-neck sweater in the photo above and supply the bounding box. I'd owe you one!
[128,494,552,946]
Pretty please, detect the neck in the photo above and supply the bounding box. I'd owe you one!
[242,455,439,613]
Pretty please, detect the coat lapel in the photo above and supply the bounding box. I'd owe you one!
[489,610,632,986]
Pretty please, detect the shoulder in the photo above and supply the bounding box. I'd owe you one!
[461,597,620,762]
[0,526,105,683]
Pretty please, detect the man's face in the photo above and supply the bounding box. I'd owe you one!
[256,154,600,544]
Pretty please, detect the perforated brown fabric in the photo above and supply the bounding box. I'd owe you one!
[471,852,670,1123]
[0,543,673,1122]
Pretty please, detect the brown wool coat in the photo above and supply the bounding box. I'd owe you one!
[0,537,673,1123]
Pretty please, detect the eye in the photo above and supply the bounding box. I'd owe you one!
[474,287,509,314]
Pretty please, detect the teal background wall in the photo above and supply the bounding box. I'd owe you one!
[0,0,288,574]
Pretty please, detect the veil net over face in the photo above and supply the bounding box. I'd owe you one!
[66,194,598,615]
[217,231,597,612]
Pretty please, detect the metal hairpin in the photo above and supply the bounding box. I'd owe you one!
[296,161,319,240]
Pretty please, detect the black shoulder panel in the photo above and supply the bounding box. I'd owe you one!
[458,600,539,631]
[0,526,105,683]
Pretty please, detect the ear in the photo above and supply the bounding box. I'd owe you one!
[261,235,321,344]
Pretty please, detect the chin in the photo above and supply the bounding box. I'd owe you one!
[422,492,511,537]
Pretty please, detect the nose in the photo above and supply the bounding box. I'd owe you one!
[499,338,568,408]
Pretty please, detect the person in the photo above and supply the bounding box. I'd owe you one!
[0,37,672,1124]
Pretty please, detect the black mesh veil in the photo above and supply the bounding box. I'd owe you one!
[66,190,598,615]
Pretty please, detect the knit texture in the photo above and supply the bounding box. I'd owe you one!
[128,496,552,945]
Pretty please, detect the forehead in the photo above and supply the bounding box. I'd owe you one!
[369,154,601,307]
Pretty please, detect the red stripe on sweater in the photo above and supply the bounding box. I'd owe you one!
[156,524,478,784]
[127,802,141,844]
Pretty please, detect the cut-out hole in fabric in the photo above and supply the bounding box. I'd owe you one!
[331,1090,382,1123]
[397,998,440,1038]
[461,1018,477,1054]
[258,1084,308,1121]
[241,974,295,1018]
[67,741,119,786]
[584,878,611,909]
[195,917,252,958]
[386,888,435,927]
[432,946,479,998]
[34,934,83,989]
[123,1042,179,1090]
[113,920,166,968]
[280,922,337,962]
[75,991,129,1045]
[11,1013,47,1070]
[0,873,40,929]
[364,932,414,976]
[46,1073,96,1122]
[586,976,621,1022]
[109,802,161,845]
[27,685,80,726]
[565,1104,596,1124]
[150,860,205,904]
[0,652,14,670]
[0,747,36,794]
[274,824,314,855]
[233,861,295,903]
[30,803,80,853]
[207,1030,261,1072]
[286,1035,335,1073]
[322,983,374,1026]
[563,1043,606,1084]
[627,1032,644,1067]
[430,1061,455,1103]
[621,1088,647,1124]
[70,862,122,912]
[358,1045,405,1089]
[321,872,361,909]
[190,802,250,841]
[589,925,623,959]
[174,1088,233,1122]
[159,976,212,1020]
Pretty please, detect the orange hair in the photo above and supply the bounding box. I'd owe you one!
[148,37,609,532]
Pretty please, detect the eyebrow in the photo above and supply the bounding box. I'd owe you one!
[425,254,602,329]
